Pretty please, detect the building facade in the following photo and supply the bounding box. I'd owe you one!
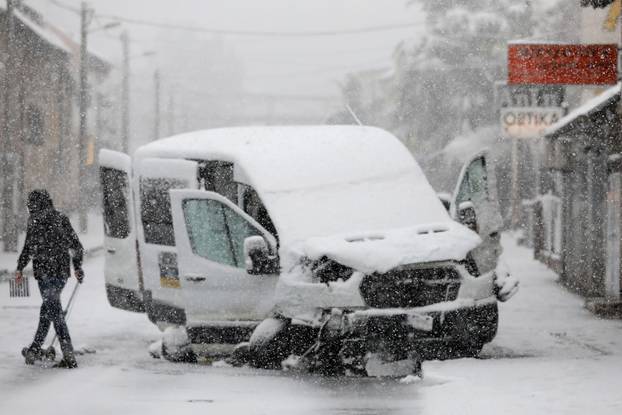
[0,3,110,247]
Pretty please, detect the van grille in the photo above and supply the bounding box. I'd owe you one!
[359,266,461,309]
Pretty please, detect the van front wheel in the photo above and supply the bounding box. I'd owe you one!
[248,318,292,369]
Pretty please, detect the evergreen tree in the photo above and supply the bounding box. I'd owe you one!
[580,0,615,8]
[392,0,535,153]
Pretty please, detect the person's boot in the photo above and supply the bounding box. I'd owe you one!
[55,341,77,368]
[22,345,44,365]
[53,354,78,369]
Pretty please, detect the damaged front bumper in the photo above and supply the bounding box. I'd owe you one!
[311,295,499,361]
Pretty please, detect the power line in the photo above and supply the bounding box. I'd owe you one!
[45,0,422,38]
[131,88,340,102]
[92,13,422,38]
[46,0,80,14]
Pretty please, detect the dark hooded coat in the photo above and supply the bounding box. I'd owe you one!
[17,190,84,280]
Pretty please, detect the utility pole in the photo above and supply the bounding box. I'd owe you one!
[121,30,130,154]
[2,0,18,252]
[510,136,521,228]
[154,69,160,140]
[619,6,622,134]
[167,91,175,136]
[78,1,91,233]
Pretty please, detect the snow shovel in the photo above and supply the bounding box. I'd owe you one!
[42,281,81,361]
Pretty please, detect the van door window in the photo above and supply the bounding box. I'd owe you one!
[140,178,185,246]
[456,156,488,206]
[182,198,261,268]
[183,199,236,266]
[100,167,130,239]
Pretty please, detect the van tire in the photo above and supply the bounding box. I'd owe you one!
[161,341,197,363]
[445,303,499,359]
[248,318,292,369]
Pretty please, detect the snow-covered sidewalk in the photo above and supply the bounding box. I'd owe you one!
[0,234,620,415]
[421,234,622,414]
[0,211,104,279]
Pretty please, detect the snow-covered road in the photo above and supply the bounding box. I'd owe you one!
[1,234,621,414]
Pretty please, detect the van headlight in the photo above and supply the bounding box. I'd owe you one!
[310,257,354,284]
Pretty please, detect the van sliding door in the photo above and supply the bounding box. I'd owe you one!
[135,158,199,325]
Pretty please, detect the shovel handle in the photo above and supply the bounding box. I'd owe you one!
[47,281,81,349]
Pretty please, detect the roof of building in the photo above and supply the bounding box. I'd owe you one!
[0,4,111,73]
[545,83,620,138]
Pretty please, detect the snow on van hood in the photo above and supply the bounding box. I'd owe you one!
[294,221,481,274]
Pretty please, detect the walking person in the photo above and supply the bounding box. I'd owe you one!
[16,190,85,368]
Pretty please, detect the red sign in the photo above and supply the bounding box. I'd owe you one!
[508,44,618,85]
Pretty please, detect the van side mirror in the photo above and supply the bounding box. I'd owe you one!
[244,236,278,275]
[437,193,451,212]
[458,201,478,233]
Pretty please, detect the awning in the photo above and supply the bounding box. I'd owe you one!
[545,83,620,139]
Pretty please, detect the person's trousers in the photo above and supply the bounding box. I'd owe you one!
[31,278,74,357]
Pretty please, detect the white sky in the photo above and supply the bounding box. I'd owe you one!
[21,0,566,137]
[28,0,427,97]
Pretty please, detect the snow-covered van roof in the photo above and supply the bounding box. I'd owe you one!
[135,126,455,247]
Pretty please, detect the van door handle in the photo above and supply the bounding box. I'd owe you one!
[107,248,116,254]
[185,275,206,282]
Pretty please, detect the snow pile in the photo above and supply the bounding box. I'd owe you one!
[148,340,163,359]
[494,260,519,302]
[281,354,307,372]
[399,375,423,384]
[162,326,190,348]
[211,360,232,368]
[160,326,196,363]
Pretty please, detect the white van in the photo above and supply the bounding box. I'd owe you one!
[99,125,517,367]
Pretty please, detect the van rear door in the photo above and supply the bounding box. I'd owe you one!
[170,189,279,340]
[98,149,143,312]
[451,151,503,274]
[136,158,199,325]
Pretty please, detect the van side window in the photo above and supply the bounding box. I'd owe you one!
[198,161,237,204]
[100,167,130,239]
[140,177,185,246]
[241,186,278,239]
[183,198,261,268]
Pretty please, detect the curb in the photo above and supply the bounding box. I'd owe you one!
[585,297,622,319]
[0,245,104,282]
